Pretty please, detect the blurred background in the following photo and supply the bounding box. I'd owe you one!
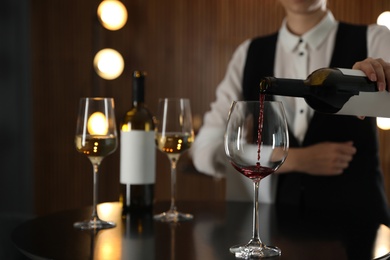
[1,0,390,257]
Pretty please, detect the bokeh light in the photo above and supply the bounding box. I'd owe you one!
[377,117,390,130]
[93,48,124,80]
[97,0,128,31]
[377,11,390,29]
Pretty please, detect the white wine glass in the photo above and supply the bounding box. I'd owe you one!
[224,100,288,258]
[74,97,118,230]
[154,98,195,222]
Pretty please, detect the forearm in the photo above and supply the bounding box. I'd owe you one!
[190,127,227,178]
[190,40,250,177]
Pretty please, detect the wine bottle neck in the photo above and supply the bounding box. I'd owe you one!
[132,100,146,108]
[132,74,145,105]
[260,77,309,97]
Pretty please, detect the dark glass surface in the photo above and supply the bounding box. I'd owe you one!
[11,201,390,260]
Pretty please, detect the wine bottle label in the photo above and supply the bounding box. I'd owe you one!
[335,68,390,117]
[120,130,156,184]
[337,91,390,117]
[337,68,366,77]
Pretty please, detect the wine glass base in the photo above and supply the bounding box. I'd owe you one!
[230,240,281,259]
[73,219,116,230]
[154,210,193,222]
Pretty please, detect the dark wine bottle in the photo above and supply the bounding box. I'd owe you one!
[120,71,156,214]
[260,67,390,117]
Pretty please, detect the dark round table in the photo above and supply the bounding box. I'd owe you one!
[11,201,390,260]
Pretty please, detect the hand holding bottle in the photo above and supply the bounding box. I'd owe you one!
[352,57,390,92]
[279,141,356,176]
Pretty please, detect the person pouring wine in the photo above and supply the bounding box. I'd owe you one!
[190,0,390,226]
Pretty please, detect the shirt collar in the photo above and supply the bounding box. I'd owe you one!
[279,11,338,52]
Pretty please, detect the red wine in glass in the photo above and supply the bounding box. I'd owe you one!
[231,162,275,182]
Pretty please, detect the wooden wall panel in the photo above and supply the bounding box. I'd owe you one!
[32,0,99,215]
[32,0,390,215]
[379,130,390,206]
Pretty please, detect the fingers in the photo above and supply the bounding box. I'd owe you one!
[353,57,390,91]
[332,153,353,172]
[337,141,356,155]
[334,142,356,171]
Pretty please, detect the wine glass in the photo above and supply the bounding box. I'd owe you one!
[224,100,288,258]
[74,97,118,230]
[154,98,195,222]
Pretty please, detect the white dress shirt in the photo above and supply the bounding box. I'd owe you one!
[190,11,390,202]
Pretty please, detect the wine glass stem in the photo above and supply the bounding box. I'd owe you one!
[252,181,262,243]
[91,163,100,221]
[169,158,178,212]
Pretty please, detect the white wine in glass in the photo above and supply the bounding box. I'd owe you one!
[74,97,118,230]
[154,98,195,222]
[224,100,289,258]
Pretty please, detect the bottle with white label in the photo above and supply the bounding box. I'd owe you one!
[260,67,390,118]
[120,71,156,214]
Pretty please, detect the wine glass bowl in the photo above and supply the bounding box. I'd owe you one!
[74,97,118,230]
[224,100,288,258]
[154,98,195,222]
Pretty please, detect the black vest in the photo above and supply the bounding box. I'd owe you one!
[243,23,390,225]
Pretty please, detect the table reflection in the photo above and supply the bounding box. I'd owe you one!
[11,201,390,260]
